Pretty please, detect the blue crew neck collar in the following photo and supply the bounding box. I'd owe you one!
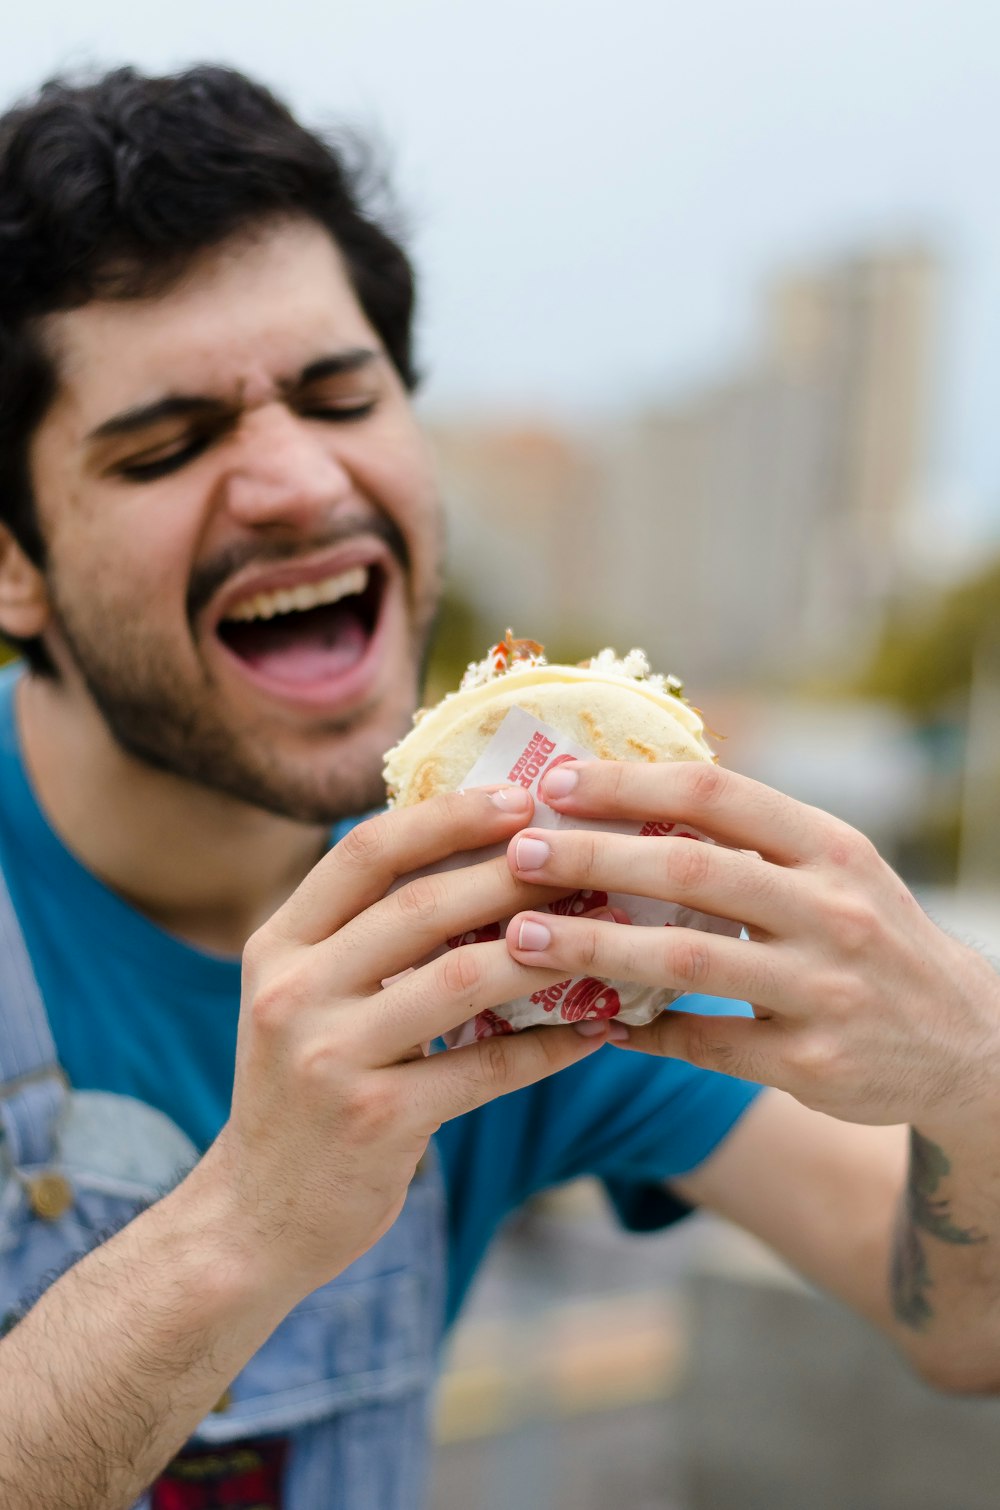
[0,664,282,989]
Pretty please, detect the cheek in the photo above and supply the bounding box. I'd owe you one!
[50,492,198,629]
[362,437,443,567]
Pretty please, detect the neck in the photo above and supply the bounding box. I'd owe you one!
[16,673,328,956]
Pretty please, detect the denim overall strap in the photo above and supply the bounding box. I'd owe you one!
[0,860,65,1167]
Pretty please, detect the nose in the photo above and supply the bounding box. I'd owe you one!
[222,404,354,531]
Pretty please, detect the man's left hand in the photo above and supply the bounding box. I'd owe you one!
[504,758,1000,1132]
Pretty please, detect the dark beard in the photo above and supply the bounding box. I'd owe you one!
[55,617,415,822]
[85,669,404,823]
[44,523,439,825]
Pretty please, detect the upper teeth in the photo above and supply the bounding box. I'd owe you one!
[223,565,370,623]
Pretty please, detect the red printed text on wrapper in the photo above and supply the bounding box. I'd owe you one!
[527,976,621,1023]
[428,707,745,1042]
[639,820,704,841]
[507,730,557,790]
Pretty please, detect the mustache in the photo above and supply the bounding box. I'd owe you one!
[186,515,411,625]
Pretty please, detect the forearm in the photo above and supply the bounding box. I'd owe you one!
[676,1101,907,1332]
[673,1090,1000,1389]
[889,1120,1000,1391]
[733,1109,1000,1391]
[0,1161,294,1510]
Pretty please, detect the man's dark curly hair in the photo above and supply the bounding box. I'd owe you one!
[0,64,419,673]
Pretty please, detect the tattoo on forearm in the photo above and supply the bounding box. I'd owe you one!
[891,1129,986,1331]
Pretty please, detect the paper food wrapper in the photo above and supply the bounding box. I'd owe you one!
[398,705,744,1043]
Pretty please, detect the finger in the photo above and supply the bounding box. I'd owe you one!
[508,827,804,936]
[266,785,535,945]
[539,759,843,867]
[326,853,567,992]
[616,1009,776,1085]
[406,1021,608,1124]
[506,911,795,1013]
[363,939,573,1062]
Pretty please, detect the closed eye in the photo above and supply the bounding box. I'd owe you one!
[115,433,214,482]
[298,399,378,423]
[112,396,377,482]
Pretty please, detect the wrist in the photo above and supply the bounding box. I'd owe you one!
[909,948,1000,1142]
[153,1143,309,1332]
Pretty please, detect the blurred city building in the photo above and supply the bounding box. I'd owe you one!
[430,244,939,692]
[428,422,605,660]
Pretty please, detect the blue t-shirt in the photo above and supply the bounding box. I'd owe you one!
[0,665,761,1324]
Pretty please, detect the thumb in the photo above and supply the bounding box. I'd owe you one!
[617,1009,772,1085]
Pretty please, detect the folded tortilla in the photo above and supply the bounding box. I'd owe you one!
[384,639,715,804]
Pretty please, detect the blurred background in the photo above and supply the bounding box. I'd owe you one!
[4,2,1000,1504]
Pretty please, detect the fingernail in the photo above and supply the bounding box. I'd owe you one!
[515,836,551,870]
[490,786,531,811]
[541,764,579,801]
[517,918,552,950]
[572,1019,607,1037]
[607,1020,630,1042]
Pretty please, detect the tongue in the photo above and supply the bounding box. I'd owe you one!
[229,604,368,685]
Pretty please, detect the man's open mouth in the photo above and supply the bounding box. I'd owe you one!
[215,563,385,687]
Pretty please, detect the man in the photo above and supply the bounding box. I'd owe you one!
[0,63,998,1510]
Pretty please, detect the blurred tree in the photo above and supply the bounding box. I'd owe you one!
[422,583,491,704]
[859,553,1000,717]
[422,583,601,705]
[853,550,1000,885]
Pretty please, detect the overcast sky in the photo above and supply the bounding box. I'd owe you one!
[5,0,998,542]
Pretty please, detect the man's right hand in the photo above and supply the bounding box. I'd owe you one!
[201,784,605,1304]
[0,787,603,1510]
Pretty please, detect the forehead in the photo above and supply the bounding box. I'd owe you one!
[43,219,380,424]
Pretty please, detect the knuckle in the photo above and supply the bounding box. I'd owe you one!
[682,760,727,808]
[291,1040,335,1091]
[666,837,713,892]
[698,1034,744,1076]
[249,969,308,1036]
[603,760,629,806]
[340,1077,392,1135]
[784,1030,842,1085]
[669,1017,741,1076]
[339,814,389,869]
[663,933,712,990]
[817,967,868,1019]
[575,830,601,880]
[479,1034,512,1091]
[395,873,443,925]
[578,925,602,972]
[824,822,876,872]
[824,892,882,954]
[441,945,485,998]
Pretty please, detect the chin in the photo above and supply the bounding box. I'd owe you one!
[258,696,420,825]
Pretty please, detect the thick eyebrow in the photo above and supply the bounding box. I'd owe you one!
[86,347,382,446]
[295,348,381,388]
[86,394,228,444]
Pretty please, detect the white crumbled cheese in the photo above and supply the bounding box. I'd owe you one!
[459,649,547,691]
[458,642,686,699]
[587,646,684,698]
[590,646,651,680]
